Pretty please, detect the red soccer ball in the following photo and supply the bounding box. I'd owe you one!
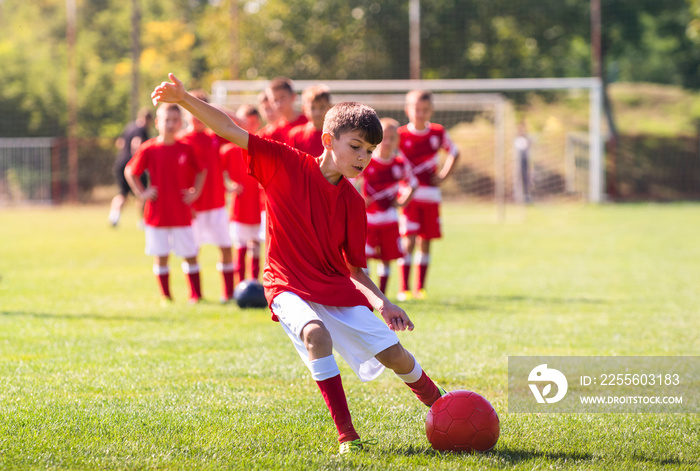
[425,390,500,453]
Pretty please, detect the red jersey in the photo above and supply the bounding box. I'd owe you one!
[287,121,324,156]
[178,129,226,211]
[220,142,262,225]
[260,114,308,143]
[126,138,201,227]
[246,134,371,314]
[398,122,458,203]
[362,152,417,225]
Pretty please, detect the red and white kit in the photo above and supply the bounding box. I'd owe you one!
[362,151,417,261]
[398,122,458,239]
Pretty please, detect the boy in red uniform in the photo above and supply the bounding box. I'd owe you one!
[178,90,235,302]
[221,106,264,284]
[259,76,308,143]
[125,103,206,303]
[287,84,332,156]
[361,118,417,295]
[152,74,446,454]
[397,90,460,301]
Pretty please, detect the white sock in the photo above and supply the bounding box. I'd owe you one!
[396,356,423,383]
[308,355,341,381]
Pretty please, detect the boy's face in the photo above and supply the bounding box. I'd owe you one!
[305,98,332,130]
[405,98,433,128]
[156,108,182,138]
[323,130,377,179]
[268,88,295,115]
[244,114,261,133]
[376,125,398,159]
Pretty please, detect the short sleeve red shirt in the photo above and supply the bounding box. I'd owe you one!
[126,138,201,227]
[260,114,309,144]
[246,134,371,313]
[398,123,457,187]
[287,122,324,156]
[178,129,226,211]
[220,142,262,224]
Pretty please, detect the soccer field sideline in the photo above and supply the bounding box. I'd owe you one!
[0,202,698,470]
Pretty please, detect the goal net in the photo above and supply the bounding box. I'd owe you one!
[212,78,603,214]
[0,138,54,206]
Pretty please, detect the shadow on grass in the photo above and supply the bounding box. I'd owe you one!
[385,444,688,467]
[0,310,178,323]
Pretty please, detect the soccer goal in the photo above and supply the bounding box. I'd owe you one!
[212,77,603,214]
[0,138,54,206]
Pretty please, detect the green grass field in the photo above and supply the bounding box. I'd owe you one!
[0,202,698,470]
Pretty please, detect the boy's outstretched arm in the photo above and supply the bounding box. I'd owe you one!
[151,73,249,150]
[348,265,415,332]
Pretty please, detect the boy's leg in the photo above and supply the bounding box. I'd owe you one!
[234,245,247,283]
[218,246,235,301]
[377,262,390,294]
[182,257,202,302]
[415,239,430,297]
[397,233,415,300]
[375,343,443,406]
[301,321,360,443]
[248,241,261,280]
[153,256,171,299]
[272,293,360,444]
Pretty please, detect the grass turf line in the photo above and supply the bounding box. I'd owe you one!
[0,203,698,470]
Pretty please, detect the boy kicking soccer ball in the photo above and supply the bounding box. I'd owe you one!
[151,74,446,454]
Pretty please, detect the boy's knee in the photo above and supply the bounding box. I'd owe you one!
[301,321,332,355]
[376,343,413,371]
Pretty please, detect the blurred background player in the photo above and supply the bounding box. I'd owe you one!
[259,76,308,143]
[514,120,532,203]
[125,103,206,303]
[287,84,332,155]
[397,90,460,301]
[178,90,235,303]
[256,90,280,138]
[222,105,264,285]
[360,118,417,295]
[108,107,153,227]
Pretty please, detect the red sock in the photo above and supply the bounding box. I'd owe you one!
[250,256,260,280]
[399,260,410,292]
[417,263,429,291]
[186,272,202,301]
[235,247,247,283]
[379,275,389,294]
[406,371,441,406]
[156,273,171,299]
[316,375,359,443]
[222,269,234,300]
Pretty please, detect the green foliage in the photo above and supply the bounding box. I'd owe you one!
[3,0,700,138]
[0,203,699,469]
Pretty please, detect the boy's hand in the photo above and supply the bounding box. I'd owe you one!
[151,73,186,106]
[181,187,199,205]
[140,186,158,201]
[378,301,414,332]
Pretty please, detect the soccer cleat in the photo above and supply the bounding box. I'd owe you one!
[160,296,173,307]
[338,438,378,455]
[396,290,413,302]
[437,385,448,397]
[414,288,428,300]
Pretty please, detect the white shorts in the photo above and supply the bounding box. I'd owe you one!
[229,221,262,247]
[145,225,198,258]
[271,291,399,382]
[193,207,232,247]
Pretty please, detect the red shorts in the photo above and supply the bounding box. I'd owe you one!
[400,201,441,239]
[366,222,404,261]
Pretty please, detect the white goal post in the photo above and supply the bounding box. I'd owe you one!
[212,77,603,203]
